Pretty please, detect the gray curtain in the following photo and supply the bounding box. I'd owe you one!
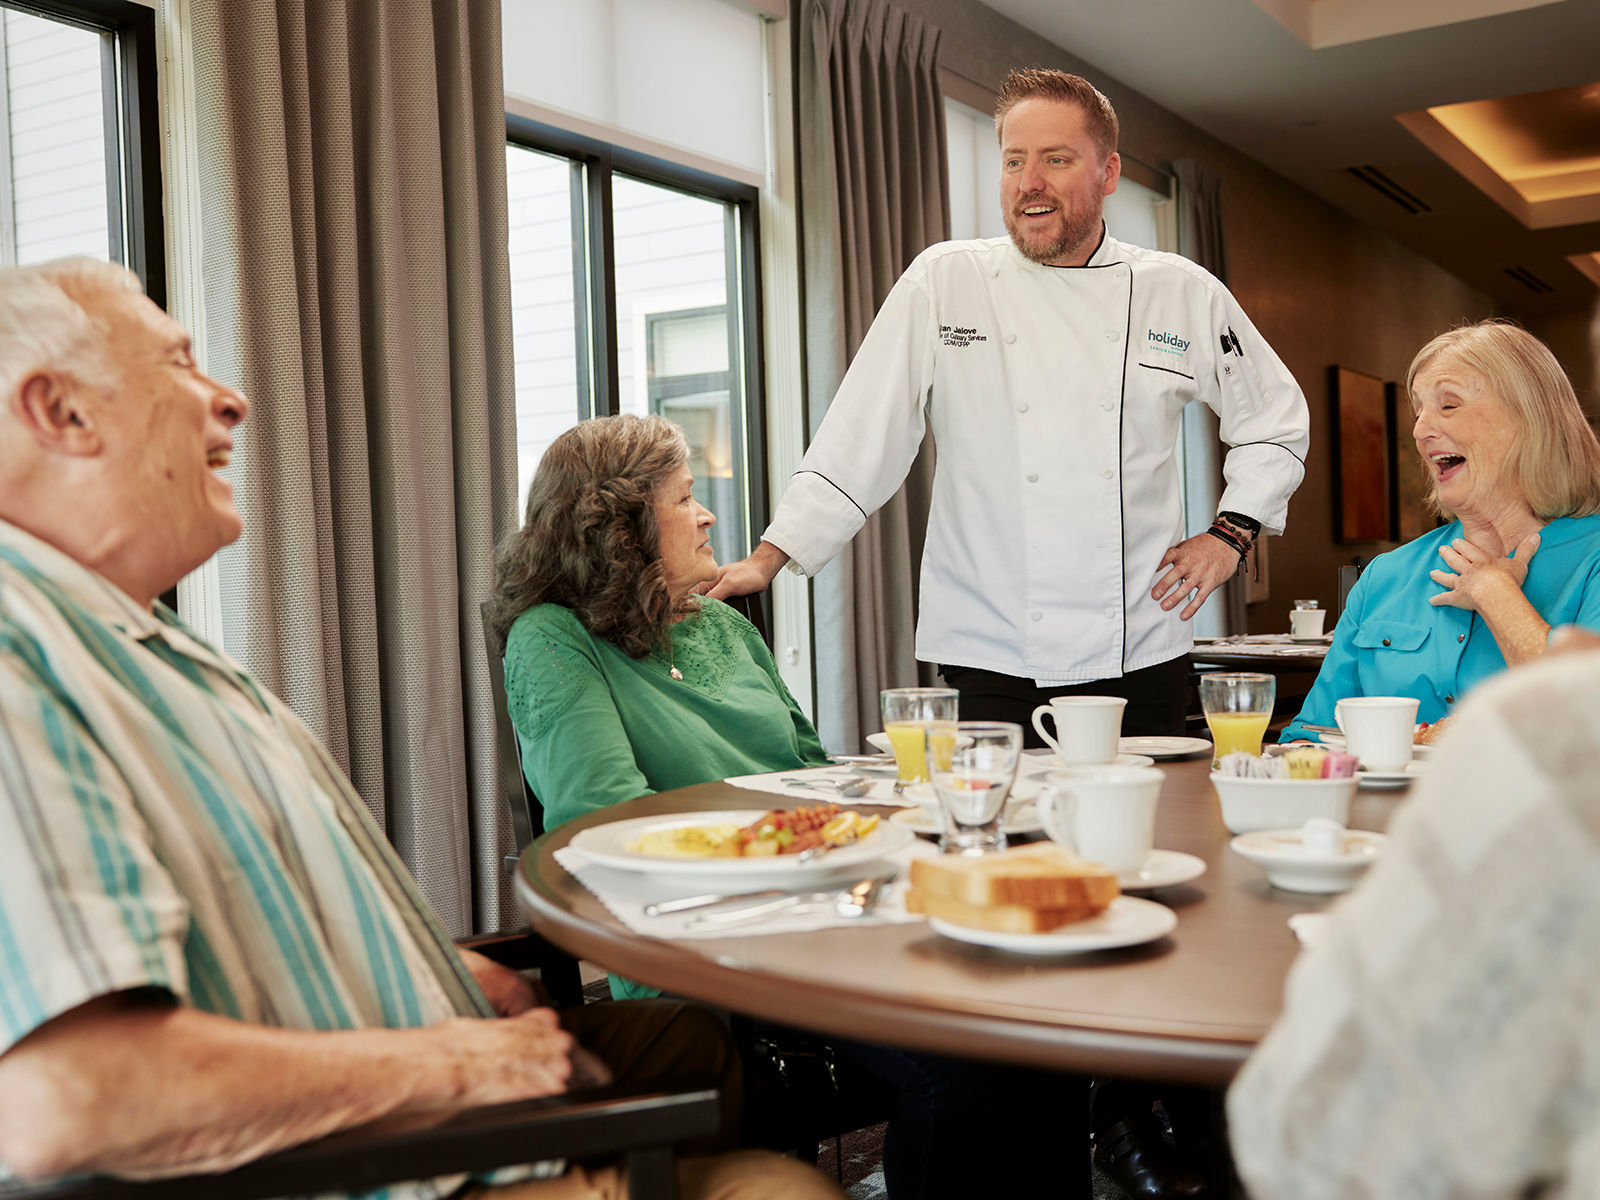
[1173,158,1246,636]
[191,0,520,936]
[798,0,950,751]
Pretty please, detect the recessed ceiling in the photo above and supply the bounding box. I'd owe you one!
[974,0,1600,314]
[1251,0,1570,48]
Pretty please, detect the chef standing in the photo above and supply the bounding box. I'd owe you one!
[711,67,1310,740]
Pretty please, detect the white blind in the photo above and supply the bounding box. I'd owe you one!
[502,0,766,178]
[2,10,109,265]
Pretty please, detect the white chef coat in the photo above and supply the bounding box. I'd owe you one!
[763,230,1310,685]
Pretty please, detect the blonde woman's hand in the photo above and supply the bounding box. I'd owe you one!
[1428,531,1540,612]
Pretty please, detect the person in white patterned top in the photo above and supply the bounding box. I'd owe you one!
[1229,627,1600,1196]
[0,258,841,1200]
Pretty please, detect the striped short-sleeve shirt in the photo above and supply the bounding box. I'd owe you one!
[0,520,497,1198]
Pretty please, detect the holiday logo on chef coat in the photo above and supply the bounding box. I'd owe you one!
[1145,328,1190,358]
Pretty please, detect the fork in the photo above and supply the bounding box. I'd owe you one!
[689,874,895,929]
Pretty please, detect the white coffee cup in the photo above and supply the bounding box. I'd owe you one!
[1030,696,1127,765]
[1334,696,1421,772]
[1034,766,1163,875]
[1289,608,1326,638]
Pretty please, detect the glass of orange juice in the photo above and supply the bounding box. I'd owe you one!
[1199,673,1275,768]
[880,687,959,784]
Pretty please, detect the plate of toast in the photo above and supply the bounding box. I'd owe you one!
[905,843,1177,954]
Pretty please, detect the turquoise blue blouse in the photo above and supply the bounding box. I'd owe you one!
[1280,515,1600,742]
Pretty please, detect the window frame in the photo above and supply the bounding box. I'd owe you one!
[505,112,770,549]
[1,0,163,305]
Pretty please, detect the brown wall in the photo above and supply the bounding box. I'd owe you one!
[896,0,1505,627]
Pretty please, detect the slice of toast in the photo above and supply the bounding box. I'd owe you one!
[905,887,1108,932]
[908,842,1119,912]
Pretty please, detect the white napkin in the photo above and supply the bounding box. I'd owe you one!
[721,764,920,806]
[553,841,936,939]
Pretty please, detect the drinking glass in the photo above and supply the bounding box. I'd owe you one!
[927,721,1022,855]
[1199,672,1275,768]
[880,687,959,784]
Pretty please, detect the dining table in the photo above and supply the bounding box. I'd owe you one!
[515,756,1402,1088]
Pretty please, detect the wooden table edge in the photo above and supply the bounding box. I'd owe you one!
[517,843,1255,1087]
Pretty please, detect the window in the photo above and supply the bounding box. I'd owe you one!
[506,119,762,563]
[0,0,161,297]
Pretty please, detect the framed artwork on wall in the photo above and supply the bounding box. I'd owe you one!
[1330,365,1391,542]
[1386,381,1439,542]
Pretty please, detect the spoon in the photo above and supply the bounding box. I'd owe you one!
[780,776,874,798]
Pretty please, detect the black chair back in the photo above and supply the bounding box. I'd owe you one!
[480,602,585,1008]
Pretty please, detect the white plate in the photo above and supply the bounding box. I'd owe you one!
[865,732,893,753]
[1357,761,1427,789]
[1314,730,1434,761]
[1025,752,1157,775]
[890,802,1044,838]
[1117,736,1214,760]
[928,895,1176,954]
[1119,849,1206,891]
[569,810,915,879]
[1229,828,1386,894]
[1288,634,1332,644]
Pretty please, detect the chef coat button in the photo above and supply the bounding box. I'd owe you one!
[1016,402,1029,413]
[1457,633,1465,642]
[1382,637,1391,646]
[1100,469,1113,480]
[1100,401,1114,411]
[1104,607,1117,619]
[1005,333,1017,344]
[1104,330,1118,341]
[1026,472,1038,483]
[1445,694,1454,703]
[1030,610,1043,622]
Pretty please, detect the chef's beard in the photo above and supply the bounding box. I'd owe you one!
[1004,195,1105,266]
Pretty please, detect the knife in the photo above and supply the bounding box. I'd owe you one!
[643,887,790,917]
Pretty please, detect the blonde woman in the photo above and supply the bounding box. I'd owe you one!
[1283,320,1600,741]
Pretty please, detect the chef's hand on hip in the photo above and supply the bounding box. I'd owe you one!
[1152,534,1240,621]
[707,540,790,600]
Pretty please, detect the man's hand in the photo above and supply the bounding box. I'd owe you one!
[458,947,542,1016]
[1429,532,1539,613]
[1152,533,1241,621]
[707,540,791,600]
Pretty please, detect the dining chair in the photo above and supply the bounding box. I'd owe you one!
[0,1077,720,1200]
[480,602,587,1009]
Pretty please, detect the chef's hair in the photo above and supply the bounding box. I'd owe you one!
[487,413,694,659]
[994,68,1119,160]
[1406,320,1600,520]
[0,258,141,406]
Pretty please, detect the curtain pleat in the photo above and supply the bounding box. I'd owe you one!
[1173,158,1245,636]
[191,0,519,935]
[799,0,950,751]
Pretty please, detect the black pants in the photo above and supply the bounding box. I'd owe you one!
[940,654,1188,748]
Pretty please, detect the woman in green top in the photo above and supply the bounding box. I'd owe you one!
[488,413,828,839]
[488,414,1089,1200]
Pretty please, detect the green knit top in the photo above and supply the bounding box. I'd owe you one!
[505,597,829,998]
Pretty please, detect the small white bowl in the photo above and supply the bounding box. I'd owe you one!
[1209,772,1358,834]
[1230,827,1386,893]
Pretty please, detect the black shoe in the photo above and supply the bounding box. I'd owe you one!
[1094,1115,1208,1200]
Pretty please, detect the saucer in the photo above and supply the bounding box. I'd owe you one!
[1027,752,1157,775]
[1118,736,1213,760]
[1288,634,1331,643]
[1314,731,1434,761]
[1118,849,1205,891]
[1357,761,1426,789]
[1229,828,1385,894]
[890,802,1044,838]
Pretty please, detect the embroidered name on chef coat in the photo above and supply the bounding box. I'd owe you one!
[1146,328,1190,356]
[941,324,988,348]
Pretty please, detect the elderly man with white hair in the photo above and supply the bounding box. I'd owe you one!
[0,258,841,1200]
